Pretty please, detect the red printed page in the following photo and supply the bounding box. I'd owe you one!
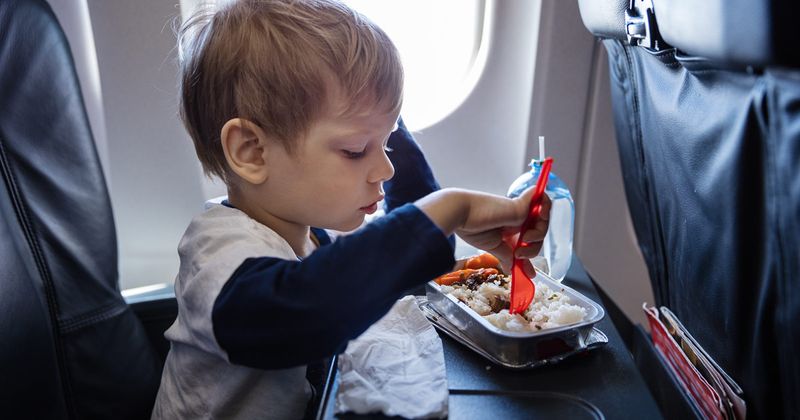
[643,304,725,420]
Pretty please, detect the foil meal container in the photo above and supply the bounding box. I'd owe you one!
[421,271,607,369]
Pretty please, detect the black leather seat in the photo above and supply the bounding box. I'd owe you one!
[578,1,800,419]
[0,0,176,418]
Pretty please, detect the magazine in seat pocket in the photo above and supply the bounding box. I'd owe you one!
[643,304,746,420]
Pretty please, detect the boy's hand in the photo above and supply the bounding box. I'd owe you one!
[457,188,550,274]
[415,187,551,274]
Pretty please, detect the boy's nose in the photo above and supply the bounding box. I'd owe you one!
[368,149,395,183]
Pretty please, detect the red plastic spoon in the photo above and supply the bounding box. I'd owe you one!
[509,157,553,314]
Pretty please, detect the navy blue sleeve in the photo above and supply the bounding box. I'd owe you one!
[383,118,441,212]
[212,204,455,369]
[383,117,455,248]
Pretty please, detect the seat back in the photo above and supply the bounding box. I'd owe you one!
[0,0,161,418]
[579,1,800,419]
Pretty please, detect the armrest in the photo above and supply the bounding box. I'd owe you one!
[124,284,178,364]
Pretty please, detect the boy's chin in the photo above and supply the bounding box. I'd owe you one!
[331,216,365,233]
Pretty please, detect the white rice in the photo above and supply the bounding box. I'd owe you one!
[440,275,586,332]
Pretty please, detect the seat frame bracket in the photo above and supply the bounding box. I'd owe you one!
[625,0,669,51]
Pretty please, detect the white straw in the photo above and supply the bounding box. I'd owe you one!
[538,136,545,161]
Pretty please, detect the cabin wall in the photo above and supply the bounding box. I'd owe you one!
[524,1,653,326]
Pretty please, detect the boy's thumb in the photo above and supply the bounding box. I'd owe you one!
[514,186,536,215]
[517,184,536,201]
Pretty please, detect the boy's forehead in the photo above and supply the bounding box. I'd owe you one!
[312,109,400,139]
[322,80,401,130]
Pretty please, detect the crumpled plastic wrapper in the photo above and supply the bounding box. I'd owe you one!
[335,295,448,418]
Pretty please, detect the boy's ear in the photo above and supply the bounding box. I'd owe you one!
[220,118,269,184]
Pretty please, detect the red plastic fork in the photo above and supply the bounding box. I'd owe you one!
[509,157,553,314]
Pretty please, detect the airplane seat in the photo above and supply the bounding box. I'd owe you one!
[0,0,176,418]
[578,1,800,419]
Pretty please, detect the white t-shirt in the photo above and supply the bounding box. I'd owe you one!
[151,204,311,420]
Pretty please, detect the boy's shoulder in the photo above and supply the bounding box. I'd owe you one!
[179,202,297,263]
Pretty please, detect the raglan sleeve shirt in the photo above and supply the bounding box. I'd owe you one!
[165,203,453,371]
[188,117,454,370]
[154,117,455,419]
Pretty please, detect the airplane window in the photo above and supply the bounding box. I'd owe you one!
[342,0,485,129]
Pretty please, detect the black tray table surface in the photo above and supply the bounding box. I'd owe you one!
[318,257,662,419]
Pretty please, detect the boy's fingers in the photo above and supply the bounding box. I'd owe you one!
[463,228,505,249]
[516,185,536,203]
[514,242,543,259]
[487,237,538,274]
[513,188,552,223]
[482,243,514,274]
[512,186,536,219]
[539,195,552,221]
[460,188,550,268]
[521,258,536,278]
[520,219,548,243]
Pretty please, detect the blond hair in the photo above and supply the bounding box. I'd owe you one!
[178,0,403,182]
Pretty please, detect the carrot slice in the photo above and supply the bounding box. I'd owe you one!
[464,253,500,270]
[434,267,499,285]
[434,273,463,286]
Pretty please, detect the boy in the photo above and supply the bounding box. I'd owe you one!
[152,0,549,418]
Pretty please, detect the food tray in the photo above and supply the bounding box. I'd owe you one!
[422,271,607,369]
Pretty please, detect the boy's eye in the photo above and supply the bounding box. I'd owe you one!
[342,148,367,159]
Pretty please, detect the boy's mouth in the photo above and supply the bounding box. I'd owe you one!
[359,195,383,215]
[359,202,378,215]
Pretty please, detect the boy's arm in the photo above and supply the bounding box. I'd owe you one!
[211,188,545,370]
[382,118,458,250]
[383,118,440,212]
[212,204,454,369]
[416,187,549,271]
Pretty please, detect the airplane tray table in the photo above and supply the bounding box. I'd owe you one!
[317,257,662,419]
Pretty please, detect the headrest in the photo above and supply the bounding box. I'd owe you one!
[578,0,800,68]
